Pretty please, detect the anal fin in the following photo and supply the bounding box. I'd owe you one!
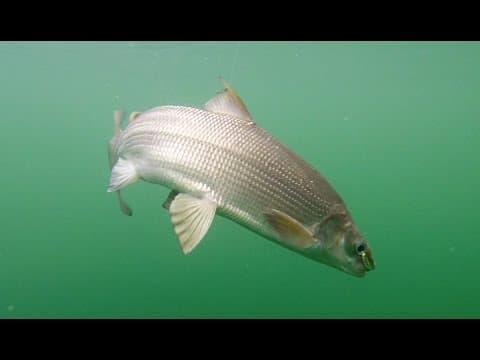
[107,158,138,193]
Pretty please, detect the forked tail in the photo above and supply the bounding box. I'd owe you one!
[108,110,133,216]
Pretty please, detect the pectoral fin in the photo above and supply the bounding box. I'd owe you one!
[264,209,315,249]
[168,193,217,254]
[204,79,255,124]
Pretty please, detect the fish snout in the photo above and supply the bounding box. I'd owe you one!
[360,250,375,271]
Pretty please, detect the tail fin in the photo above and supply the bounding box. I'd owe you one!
[108,110,133,216]
[116,191,133,216]
[108,109,124,169]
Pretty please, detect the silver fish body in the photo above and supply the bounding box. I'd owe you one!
[108,82,375,277]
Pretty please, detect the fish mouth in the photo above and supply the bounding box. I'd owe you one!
[344,250,375,277]
[359,250,375,271]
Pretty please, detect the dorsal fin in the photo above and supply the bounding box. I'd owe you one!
[204,79,255,124]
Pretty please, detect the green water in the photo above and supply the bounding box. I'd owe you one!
[1,41,479,318]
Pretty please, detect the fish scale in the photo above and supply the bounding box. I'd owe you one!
[108,82,375,277]
[119,105,339,236]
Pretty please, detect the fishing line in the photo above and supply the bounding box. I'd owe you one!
[229,41,241,83]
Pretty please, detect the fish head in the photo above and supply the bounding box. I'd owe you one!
[307,212,375,277]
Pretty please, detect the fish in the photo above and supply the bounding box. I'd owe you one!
[107,80,375,277]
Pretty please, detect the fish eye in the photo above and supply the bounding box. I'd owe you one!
[356,243,365,254]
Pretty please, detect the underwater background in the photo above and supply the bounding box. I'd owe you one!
[0,41,479,318]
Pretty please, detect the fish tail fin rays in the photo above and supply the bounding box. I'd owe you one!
[167,193,217,254]
[108,110,133,216]
[113,109,124,136]
[116,190,133,216]
[204,78,255,124]
[109,109,125,169]
[107,158,139,193]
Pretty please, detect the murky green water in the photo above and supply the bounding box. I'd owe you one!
[1,41,479,318]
